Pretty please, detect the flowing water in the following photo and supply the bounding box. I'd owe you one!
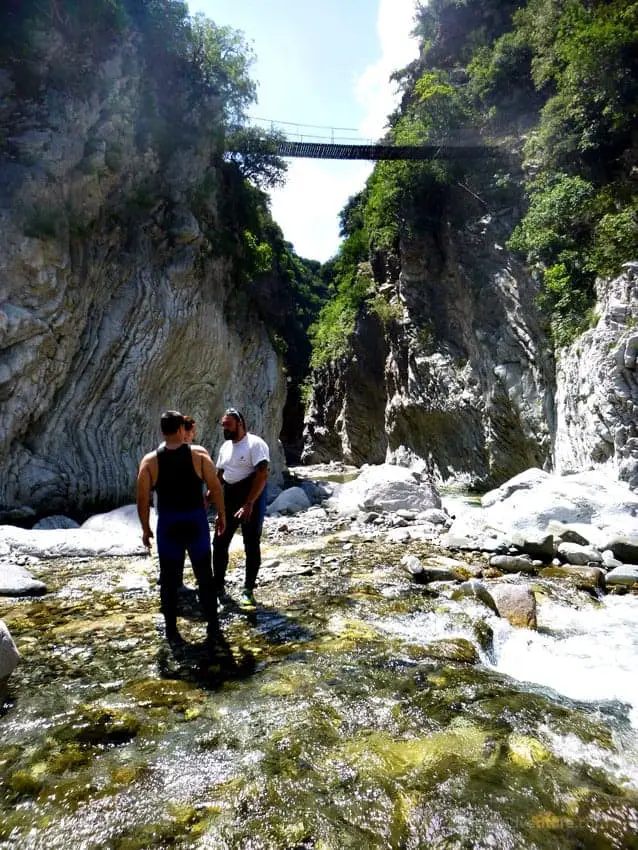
[1,535,638,849]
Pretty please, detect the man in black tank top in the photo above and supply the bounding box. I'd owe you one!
[137,410,226,645]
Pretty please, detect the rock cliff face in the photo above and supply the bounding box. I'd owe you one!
[554,266,638,488]
[0,41,285,521]
[302,309,388,466]
[303,189,555,490]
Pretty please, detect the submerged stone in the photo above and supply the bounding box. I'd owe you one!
[539,565,605,592]
[420,638,480,665]
[508,733,551,767]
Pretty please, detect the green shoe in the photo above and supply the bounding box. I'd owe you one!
[240,588,257,607]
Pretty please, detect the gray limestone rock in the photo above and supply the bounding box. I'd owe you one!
[556,543,603,565]
[266,487,312,516]
[0,621,20,679]
[303,205,553,489]
[0,40,286,521]
[554,270,638,489]
[0,561,47,596]
[605,565,638,586]
[491,584,537,630]
[33,516,81,530]
[489,555,537,574]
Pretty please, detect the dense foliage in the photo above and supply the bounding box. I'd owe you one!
[311,0,637,359]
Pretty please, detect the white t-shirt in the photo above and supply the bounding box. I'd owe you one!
[216,433,270,484]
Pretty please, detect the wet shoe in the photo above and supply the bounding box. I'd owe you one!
[217,592,232,614]
[240,588,256,608]
[166,627,184,647]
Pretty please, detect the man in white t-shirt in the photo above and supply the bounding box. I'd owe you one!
[212,408,270,608]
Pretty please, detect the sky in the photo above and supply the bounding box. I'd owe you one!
[186,0,421,262]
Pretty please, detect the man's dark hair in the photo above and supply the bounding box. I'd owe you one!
[224,407,246,429]
[160,410,185,436]
[183,415,195,432]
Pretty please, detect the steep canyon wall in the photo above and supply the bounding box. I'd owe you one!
[304,190,555,490]
[0,41,285,522]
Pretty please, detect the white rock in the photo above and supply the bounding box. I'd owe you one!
[327,463,441,516]
[0,620,20,679]
[0,523,148,558]
[266,487,311,516]
[82,504,157,535]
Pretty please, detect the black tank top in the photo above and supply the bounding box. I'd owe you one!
[155,444,204,511]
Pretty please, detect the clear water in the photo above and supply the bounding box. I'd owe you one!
[2,543,638,849]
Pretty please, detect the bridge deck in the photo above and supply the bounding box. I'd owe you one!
[275,141,494,160]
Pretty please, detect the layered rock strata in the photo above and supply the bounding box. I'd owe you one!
[0,43,285,521]
[554,266,638,488]
[303,195,554,489]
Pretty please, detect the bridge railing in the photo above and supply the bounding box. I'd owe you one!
[248,117,377,146]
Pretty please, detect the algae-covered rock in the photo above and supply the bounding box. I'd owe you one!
[452,579,500,615]
[62,704,141,746]
[472,620,494,653]
[337,719,488,781]
[539,565,605,592]
[507,733,551,767]
[125,678,203,713]
[491,584,537,629]
[420,638,480,665]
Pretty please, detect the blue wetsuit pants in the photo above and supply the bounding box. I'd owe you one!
[156,507,217,633]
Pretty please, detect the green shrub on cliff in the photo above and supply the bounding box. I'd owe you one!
[470,0,637,344]
[313,0,637,359]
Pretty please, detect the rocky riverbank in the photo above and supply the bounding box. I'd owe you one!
[2,463,638,848]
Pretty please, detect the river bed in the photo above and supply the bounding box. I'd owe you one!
[1,529,638,849]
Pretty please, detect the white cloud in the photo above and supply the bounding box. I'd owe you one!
[270,159,373,261]
[356,0,420,140]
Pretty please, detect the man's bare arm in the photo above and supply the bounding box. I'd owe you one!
[136,454,156,549]
[195,448,226,535]
[235,460,269,521]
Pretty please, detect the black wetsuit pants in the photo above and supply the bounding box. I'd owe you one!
[213,474,266,593]
[157,506,217,635]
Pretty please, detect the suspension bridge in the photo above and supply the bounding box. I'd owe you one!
[236,118,496,161]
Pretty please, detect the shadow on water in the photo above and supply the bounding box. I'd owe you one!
[160,592,316,689]
[156,630,258,688]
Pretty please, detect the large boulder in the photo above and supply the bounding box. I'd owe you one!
[266,487,311,516]
[328,464,441,517]
[602,536,638,565]
[605,566,638,586]
[445,469,638,553]
[0,512,150,558]
[82,504,156,535]
[33,516,81,530]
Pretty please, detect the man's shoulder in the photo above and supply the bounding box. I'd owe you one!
[141,449,158,465]
[247,433,269,461]
[190,443,211,457]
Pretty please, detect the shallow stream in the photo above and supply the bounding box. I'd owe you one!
[2,533,638,849]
